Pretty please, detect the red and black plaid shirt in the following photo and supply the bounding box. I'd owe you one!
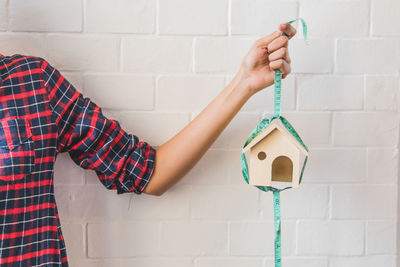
[0,54,156,266]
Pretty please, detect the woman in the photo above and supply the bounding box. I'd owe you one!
[0,23,295,266]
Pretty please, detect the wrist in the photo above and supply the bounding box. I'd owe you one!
[231,74,253,102]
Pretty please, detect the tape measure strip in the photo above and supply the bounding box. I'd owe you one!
[274,18,307,118]
[240,18,308,267]
[274,70,282,118]
[273,190,282,267]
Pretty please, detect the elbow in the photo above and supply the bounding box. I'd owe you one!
[151,190,165,197]
[142,172,180,197]
[146,189,166,197]
[143,185,167,197]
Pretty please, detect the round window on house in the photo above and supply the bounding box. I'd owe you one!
[257,151,266,160]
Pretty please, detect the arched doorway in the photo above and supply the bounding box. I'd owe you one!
[272,156,293,182]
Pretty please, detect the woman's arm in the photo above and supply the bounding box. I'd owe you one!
[144,23,296,196]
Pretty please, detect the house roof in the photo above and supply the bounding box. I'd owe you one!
[242,119,309,156]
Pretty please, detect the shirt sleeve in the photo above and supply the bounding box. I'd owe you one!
[39,58,156,194]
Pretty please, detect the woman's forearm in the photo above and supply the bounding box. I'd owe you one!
[144,71,252,196]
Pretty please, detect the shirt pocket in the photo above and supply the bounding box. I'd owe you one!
[0,118,35,183]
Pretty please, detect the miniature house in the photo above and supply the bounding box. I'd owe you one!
[242,119,309,188]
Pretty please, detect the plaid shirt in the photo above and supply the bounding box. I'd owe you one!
[0,54,156,266]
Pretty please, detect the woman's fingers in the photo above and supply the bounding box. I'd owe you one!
[279,23,297,39]
[269,59,291,77]
[268,47,291,64]
[256,30,282,47]
[267,35,289,53]
[257,22,296,49]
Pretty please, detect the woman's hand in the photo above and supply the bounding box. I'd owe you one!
[237,23,297,96]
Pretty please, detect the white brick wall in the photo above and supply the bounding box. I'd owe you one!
[195,37,254,73]
[371,0,400,37]
[122,37,193,73]
[47,35,120,71]
[366,75,400,111]
[84,73,154,110]
[86,0,156,34]
[0,33,47,58]
[9,0,82,32]
[1,0,398,266]
[159,0,228,35]
[230,221,296,256]
[156,75,224,111]
[297,221,365,255]
[230,0,298,36]
[336,39,400,74]
[297,75,364,110]
[300,0,369,37]
[0,0,7,31]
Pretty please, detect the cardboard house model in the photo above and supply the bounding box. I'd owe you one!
[242,119,309,188]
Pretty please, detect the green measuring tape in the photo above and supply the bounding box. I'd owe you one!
[241,18,309,267]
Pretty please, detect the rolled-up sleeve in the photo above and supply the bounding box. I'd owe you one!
[40,58,156,194]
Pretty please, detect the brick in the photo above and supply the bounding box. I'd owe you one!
[230,221,296,256]
[84,74,154,110]
[86,0,155,33]
[297,75,363,110]
[0,33,46,58]
[88,222,159,257]
[283,112,332,146]
[190,185,259,220]
[276,258,328,267]
[127,185,191,220]
[367,221,397,254]
[183,149,241,185]
[156,75,225,111]
[196,258,263,267]
[336,40,400,74]
[261,185,329,219]
[62,223,85,259]
[122,37,192,73]
[333,112,399,146]
[297,221,364,255]
[195,37,254,73]
[160,222,228,256]
[53,153,85,185]
[119,111,189,146]
[331,185,397,219]
[54,185,131,222]
[9,0,82,32]
[301,0,369,37]
[70,258,194,267]
[305,148,366,183]
[290,39,334,74]
[330,256,397,267]
[68,259,124,267]
[159,0,227,35]
[211,112,261,148]
[231,0,297,35]
[365,75,399,111]
[367,148,398,184]
[47,35,120,71]
[0,0,7,30]
[242,76,295,112]
[126,258,194,267]
[372,0,400,36]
